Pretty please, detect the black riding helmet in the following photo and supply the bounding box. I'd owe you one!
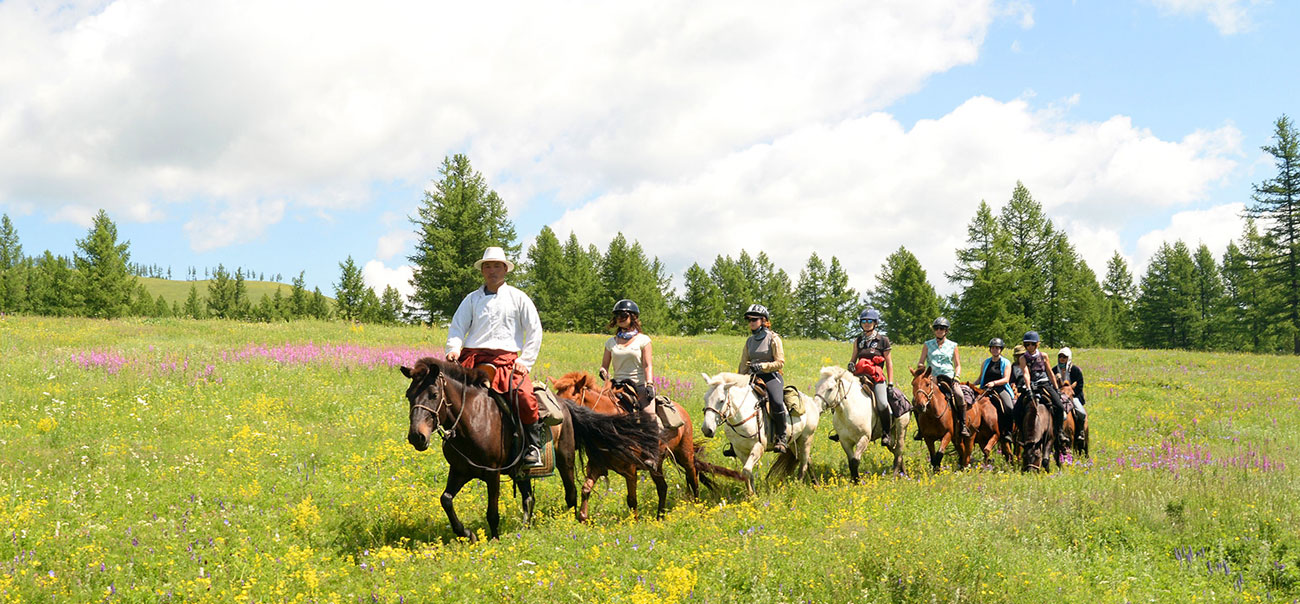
[613,299,640,315]
[1022,331,1041,344]
[744,303,769,319]
[988,337,1004,349]
[932,316,950,330]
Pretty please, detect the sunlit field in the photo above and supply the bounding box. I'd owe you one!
[2,316,1297,602]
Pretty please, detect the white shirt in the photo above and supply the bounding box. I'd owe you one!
[445,283,543,370]
[605,333,651,384]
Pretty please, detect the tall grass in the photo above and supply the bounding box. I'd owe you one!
[1,316,1296,602]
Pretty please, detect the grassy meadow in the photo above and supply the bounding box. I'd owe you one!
[1,315,1298,603]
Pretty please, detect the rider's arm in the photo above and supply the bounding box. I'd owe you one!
[445,292,475,361]
[516,291,543,371]
[849,340,860,366]
[952,345,961,378]
[1017,355,1031,389]
[761,335,785,374]
[600,347,612,379]
[738,345,751,374]
[641,340,654,384]
[916,345,928,370]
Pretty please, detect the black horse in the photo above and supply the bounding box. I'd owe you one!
[401,357,660,540]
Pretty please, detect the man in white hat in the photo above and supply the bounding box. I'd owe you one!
[446,246,546,466]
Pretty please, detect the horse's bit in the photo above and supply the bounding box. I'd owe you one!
[703,384,761,438]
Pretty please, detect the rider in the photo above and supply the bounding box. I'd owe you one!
[445,247,546,467]
[599,299,655,419]
[1055,347,1086,430]
[737,304,790,454]
[916,317,964,437]
[1016,331,1066,448]
[978,338,1014,443]
[1009,344,1027,400]
[842,308,894,447]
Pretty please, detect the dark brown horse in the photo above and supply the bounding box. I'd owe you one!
[401,357,660,540]
[551,371,742,521]
[963,383,1014,466]
[909,366,957,470]
[1017,385,1056,472]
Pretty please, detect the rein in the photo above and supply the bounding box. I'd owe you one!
[915,377,950,420]
[704,383,762,438]
[414,367,528,473]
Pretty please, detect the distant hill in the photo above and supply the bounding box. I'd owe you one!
[138,277,331,304]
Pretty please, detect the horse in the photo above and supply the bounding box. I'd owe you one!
[550,372,742,521]
[1055,382,1091,460]
[1016,384,1056,472]
[813,366,908,480]
[699,372,821,493]
[908,366,959,471]
[400,357,661,540]
[962,383,1013,466]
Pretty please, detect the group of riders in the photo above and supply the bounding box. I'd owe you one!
[445,247,1086,468]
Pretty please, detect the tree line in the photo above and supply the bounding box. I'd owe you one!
[1,116,1296,354]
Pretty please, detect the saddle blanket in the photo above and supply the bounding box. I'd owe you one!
[654,396,685,429]
[531,381,565,426]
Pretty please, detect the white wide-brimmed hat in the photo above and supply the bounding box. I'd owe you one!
[474,246,515,272]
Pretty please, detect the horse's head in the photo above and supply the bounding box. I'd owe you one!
[400,357,445,452]
[550,371,594,400]
[814,366,853,411]
[699,372,737,438]
[910,366,936,411]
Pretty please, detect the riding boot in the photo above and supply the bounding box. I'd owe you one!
[879,412,893,448]
[771,405,790,454]
[949,386,970,437]
[1051,407,1065,449]
[521,423,545,467]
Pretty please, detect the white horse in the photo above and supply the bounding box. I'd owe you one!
[813,366,909,480]
[699,372,821,493]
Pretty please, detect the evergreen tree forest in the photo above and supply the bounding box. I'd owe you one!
[3,117,1299,355]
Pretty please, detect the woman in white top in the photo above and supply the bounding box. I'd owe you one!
[599,299,655,414]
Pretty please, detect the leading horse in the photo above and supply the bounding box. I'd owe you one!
[401,357,660,540]
[551,371,742,521]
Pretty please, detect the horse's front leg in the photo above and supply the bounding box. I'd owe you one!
[742,440,763,495]
[650,468,669,520]
[440,471,474,541]
[622,465,639,518]
[512,474,535,528]
[797,432,815,482]
[577,464,604,523]
[485,473,501,540]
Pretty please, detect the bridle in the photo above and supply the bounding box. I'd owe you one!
[703,382,761,437]
[815,374,851,411]
[408,368,527,473]
[913,376,949,419]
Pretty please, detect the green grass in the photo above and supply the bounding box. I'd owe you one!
[1,316,1297,602]
[138,276,309,305]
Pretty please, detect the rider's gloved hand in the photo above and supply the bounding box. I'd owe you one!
[598,367,609,381]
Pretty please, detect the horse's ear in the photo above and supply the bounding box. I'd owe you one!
[472,365,495,387]
[400,366,413,379]
[701,372,712,384]
[909,366,919,377]
[922,366,932,378]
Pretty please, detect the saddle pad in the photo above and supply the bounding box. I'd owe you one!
[888,385,912,418]
[959,384,976,408]
[531,381,565,426]
[522,425,555,479]
[783,386,806,416]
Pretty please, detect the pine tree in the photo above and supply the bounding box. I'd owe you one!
[1191,243,1226,350]
[130,282,154,316]
[519,226,569,330]
[1222,221,1279,352]
[753,252,796,332]
[184,283,205,319]
[233,270,251,319]
[206,265,236,319]
[1000,182,1055,328]
[334,256,368,321]
[1246,115,1300,354]
[0,214,27,313]
[408,154,518,323]
[1100,252,1138,347]
[308,287,331,320]
[29,252,77,316]
[949,201,1022,345]
[869,247,941,344]
[1135,241,1198,349]
[558,234,604,332]
[252,294,275,322]
[598,234,674,333]
[823,257,859,340]
[154,294,171,318]
[710,255,753,334]
[379,285,405,324]
[74,210,135,319]
[289,272,309,318]
[792,253,828,338]
[271,288,288,321]
[680,263,726,335]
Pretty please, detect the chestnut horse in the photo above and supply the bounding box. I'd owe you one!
[963,383,1013,466]
[401,358,660,540]
[551,371,742,521]
[909,366,957,470]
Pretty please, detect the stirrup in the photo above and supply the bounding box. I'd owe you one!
[522,445,543,467]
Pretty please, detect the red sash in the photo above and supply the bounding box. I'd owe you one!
[458,348,538,424]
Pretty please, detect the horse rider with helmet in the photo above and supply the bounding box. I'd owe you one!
[978,338,1015,443]
[1009,343,1028,399]
[1055,346,1086,432]
[916,317,965,437]
[1016,331,1066,448]
[736,303,791,455]
[599,299,656,419]
[445,247,547,467]
[841,308,895,447]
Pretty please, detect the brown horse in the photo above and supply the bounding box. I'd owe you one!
[551,371,742,521]
[1056,382,1089,460]
[963,383,1014,466]
[1017,385,1056,472]
[401,358,660,540]
[909,366,957,470]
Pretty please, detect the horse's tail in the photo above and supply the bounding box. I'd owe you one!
[564,400,660,471]
[765,450,800,482]
[689,441,746,487]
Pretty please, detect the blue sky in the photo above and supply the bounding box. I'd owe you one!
[0,0,1294,298]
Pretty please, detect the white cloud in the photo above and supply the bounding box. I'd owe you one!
[1146,0,1265,35]
[551,97,1241,296]
[183,200,285,252]
[376,230,415,261]
[1133,203,1245,273]
[363,260,414,300]
[0,0,999,250]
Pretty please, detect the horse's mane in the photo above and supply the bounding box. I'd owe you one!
[413,356,487,389]
[710,372,750,388]
[552,371,597,395]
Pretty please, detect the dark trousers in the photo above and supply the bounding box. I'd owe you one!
[756,372,789,439]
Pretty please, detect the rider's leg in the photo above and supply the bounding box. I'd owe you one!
[873,381,892,447]
[1045,384,1065,446]
[764,374,790,453]
[996,390,1014,442]
[515,383,545,467]
[941,376,969,437]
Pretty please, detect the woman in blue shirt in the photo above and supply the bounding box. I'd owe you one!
[915,317,965,436]
[978,338,1014,443]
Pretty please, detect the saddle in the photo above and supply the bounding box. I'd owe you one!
[858,377,912,417]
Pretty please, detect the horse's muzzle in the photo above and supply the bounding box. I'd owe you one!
[408,430,430,451]
[701,425,715,438]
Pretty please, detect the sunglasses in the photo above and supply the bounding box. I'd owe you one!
[746,316,762,322]
[614,311,632,319]
[933,326,948,331]
[861,319,876,324]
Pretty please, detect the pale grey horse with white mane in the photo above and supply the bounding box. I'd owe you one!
[814,366,908,479]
